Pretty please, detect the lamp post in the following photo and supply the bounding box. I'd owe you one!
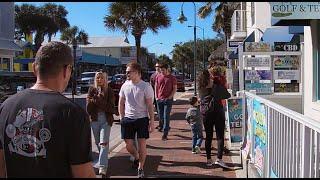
[178,2,197,96]
[188,25,205,70]
[72,42,77,102]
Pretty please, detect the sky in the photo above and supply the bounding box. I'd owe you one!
[15,2,218,58]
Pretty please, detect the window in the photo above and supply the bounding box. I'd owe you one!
[251,2,255,25]
[0,58,10,71]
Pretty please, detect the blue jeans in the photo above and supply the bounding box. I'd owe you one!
[91,112,111,170]
[191,123,203,148]
[157,99,173,136]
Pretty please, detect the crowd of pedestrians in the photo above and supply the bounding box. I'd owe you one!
[0,42,231,178]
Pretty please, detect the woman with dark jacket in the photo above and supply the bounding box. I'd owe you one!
[198,69,230,168]
[86,71,116,176]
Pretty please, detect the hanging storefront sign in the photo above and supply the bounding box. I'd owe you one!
[226,98,243,143]
[245,42,272,52]
[227,39,243,52]
[245,83,272,94]
[274,42,300,51]
[274,70,300,80]
[270,2,320,19]
[245,70,272,81]
[274,56,300,69]
[245,57,271,67]
[274,83,299,92]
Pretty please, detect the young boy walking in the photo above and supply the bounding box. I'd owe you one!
[185,96,203,154]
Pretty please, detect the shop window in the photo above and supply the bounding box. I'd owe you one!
[0,58,10,71]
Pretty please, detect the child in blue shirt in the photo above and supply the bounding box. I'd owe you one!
[185,96,203,154]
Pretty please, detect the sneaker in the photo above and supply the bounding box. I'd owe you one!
[214,159,229,168]
[132,159,139,169]
[223,146,230,154]
[137,169,144,178]
[191,148,196,154]
[98,167,107,176]
[161,135,168,141]
[195,146,201,154]
[206,159,213,167]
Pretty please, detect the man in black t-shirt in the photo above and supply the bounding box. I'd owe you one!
[0,42,95,178]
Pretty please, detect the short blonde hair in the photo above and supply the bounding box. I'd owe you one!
[94,71,108,89]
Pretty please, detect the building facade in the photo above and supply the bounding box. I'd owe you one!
[0,2,22,72]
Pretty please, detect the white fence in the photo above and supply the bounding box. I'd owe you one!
[241,91,320,178]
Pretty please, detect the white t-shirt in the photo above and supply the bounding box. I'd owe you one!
[119,80,154,119]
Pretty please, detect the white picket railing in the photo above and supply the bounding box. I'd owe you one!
[242,91,320,178]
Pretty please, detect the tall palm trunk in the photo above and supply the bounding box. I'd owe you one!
[134,34,142,64]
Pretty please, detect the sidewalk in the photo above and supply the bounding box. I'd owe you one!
[105,93,243,178]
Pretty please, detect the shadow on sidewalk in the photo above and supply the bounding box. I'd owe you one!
[107,154,162,177]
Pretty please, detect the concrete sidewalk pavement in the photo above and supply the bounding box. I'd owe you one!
[105,92,244,178]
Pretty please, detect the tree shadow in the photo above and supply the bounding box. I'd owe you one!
[173,99,189,105]
[170,112,188,121]
[107,154,227,178]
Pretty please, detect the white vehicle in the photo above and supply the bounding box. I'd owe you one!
[78,72,96,92]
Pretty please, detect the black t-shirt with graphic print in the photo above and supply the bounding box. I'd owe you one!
[0,89,92,178]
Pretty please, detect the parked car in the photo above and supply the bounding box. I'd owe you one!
[77,72,96,93]
[109,74,127,107]
[175,75,185,92]
[0,72,36,104]
[184,78,193,87]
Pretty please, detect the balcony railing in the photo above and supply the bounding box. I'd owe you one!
[241,91,320,178]
[231,10,247,39]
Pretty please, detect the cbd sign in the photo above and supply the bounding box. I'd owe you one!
[274,42,300,51]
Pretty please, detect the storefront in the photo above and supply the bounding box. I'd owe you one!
[269,2,320,119]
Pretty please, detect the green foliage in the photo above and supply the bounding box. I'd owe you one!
[60,26,89,46]
[104,2,171,63]
[15,3,70,52]
[198,2,240,39]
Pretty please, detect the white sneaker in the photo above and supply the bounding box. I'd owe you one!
[214,159,229,168]
[99,167,107,176]
[195,146,201,154]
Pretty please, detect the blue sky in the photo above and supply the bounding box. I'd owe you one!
[15,2,218,58]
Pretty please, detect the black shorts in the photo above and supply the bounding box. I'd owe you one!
[121,117,150,139]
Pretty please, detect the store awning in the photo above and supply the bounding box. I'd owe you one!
[260,27,294,44]
[272,19,310,26]
[81,52,121,66]
[243,31,255,43]
[0,39,23,51]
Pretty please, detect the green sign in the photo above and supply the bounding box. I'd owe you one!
[270,2,320,19]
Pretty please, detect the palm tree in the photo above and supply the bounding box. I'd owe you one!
[198,2,240,39]
[15,3,70,52]
[42,3,70,42]
[15,4,38,40]
[61,26,89,99]
[157,54,173,69]
[104,2,171,64]
[172,43,193,80]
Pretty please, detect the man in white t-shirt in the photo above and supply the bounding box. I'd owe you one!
[118,62,155,178]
